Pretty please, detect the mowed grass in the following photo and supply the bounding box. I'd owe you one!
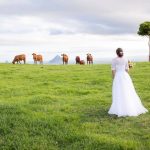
[0,63,149,150]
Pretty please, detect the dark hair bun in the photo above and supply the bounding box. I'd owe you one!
[116,48,123,57]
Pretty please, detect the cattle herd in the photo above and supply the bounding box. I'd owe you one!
[12,53,93,65]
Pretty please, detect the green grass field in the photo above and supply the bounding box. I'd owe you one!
[0,63,149,150]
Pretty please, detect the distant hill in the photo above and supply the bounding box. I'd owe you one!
[49,55,62,64]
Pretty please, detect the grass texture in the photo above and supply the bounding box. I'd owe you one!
[0,63,149,150]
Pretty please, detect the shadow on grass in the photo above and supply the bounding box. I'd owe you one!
[79,105,132,125]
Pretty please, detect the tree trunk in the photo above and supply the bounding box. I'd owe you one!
[149,36,150,62]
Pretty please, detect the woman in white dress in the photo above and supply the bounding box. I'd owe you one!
[108,48,148,117]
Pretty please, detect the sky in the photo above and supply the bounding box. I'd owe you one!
[0,0,150,62]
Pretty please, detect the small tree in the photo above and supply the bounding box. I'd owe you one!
[137,22,150,61]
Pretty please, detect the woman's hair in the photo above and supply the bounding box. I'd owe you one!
[116,48,123,57]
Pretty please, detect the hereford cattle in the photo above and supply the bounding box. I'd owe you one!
[75,56,80,64]
[87,53,93,65]
[12,54,26,64]
[61,54,69,65]
[80,60,85,65]
[32,53,43,64]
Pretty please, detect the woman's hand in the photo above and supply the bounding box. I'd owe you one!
[112,70,116,79]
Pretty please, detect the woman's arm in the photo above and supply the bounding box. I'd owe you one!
[112,70,116,79]
[111,59,116,79]
[125,59,129,73]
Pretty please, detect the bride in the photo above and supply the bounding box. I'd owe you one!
[108,48,148,117]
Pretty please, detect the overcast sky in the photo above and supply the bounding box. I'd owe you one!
[0,0,150,62]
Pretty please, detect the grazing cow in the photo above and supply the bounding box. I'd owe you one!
[32,53,43,64]
[75,56,80,64]
[80,60,85,65]
[87,53,93,64]
[12,54,26,64]
[61,54,69,65]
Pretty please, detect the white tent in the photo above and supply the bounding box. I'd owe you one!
[49,55,62,64]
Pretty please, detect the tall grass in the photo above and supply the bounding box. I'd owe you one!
[0,63,149,150]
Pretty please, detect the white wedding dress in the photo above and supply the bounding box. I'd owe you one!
[108,57,148,117]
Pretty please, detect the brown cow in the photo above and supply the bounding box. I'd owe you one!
[75,56,80,64]
[80,60,85,65]
[87,53,93,65]
[61,54,69,65]
[32,53,43,64]
[12,54,26,64]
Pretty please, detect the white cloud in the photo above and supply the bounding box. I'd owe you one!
[0,0,149,35]
[0,0,149,62]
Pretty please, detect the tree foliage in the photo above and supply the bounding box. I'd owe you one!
[137,21,150,36]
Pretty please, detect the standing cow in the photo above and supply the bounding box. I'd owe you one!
[87,53,93,65]
[75,56,80,64]
[12,54,26,64]
[32,53,43,64]
[61,54,69,65]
